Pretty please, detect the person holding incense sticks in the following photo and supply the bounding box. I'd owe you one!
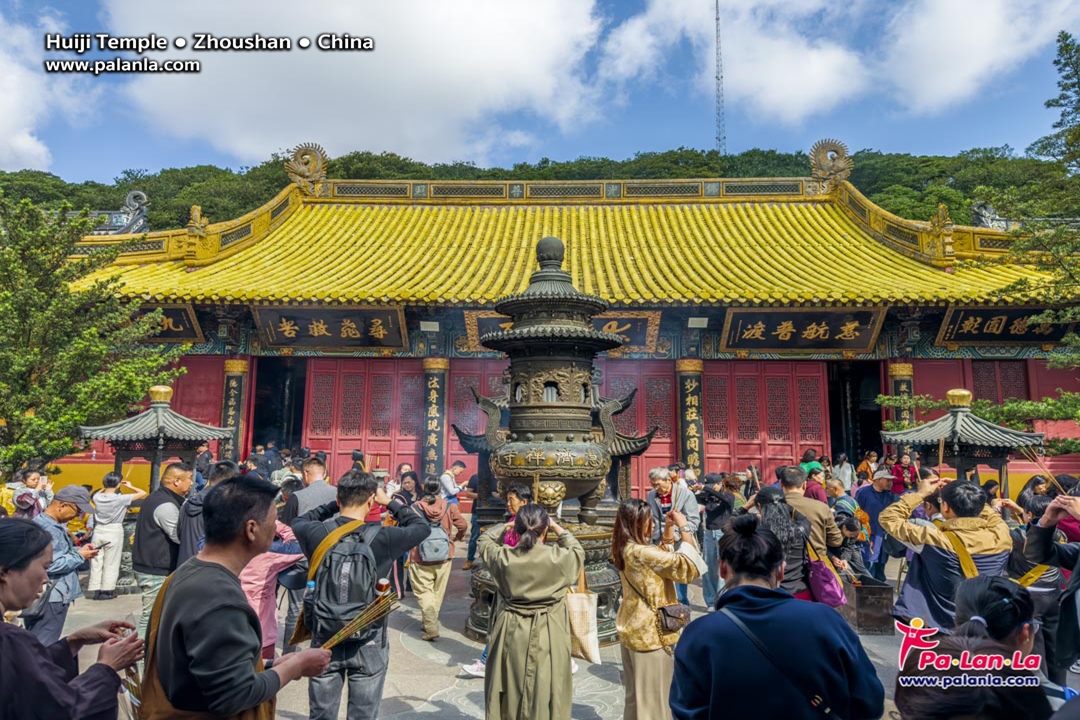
[479,503,584,720]
[290,469,431,720]
[0,517,144,720]
[142,475,331,718]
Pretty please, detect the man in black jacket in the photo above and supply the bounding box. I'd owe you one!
[176,460,240,566]
[1024,493,1080,675]
[291,469,430,720]
[133,462,192,638]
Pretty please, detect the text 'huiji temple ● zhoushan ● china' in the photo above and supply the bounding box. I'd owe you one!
[454,236,654,643]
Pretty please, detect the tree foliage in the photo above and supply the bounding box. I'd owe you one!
[0,193,185,475]
[1028,31,1080,174]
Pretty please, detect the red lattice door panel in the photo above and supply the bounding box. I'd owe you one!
[302,358,423,480]
[598,359,675,499]
[447,359,509,509]
[703,361,829,481]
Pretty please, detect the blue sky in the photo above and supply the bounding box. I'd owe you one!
[1,0,1078,183]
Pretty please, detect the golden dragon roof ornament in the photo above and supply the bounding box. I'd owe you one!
[285,143,329,197]
[809,138,854,190]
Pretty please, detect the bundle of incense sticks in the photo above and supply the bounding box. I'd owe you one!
[321,593,400,650]
[116,627,142,719]
[1019,447,1067,494]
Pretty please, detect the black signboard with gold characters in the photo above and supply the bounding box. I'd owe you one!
[139,304,204,344]
[935,306,1072,347]
[464,310,660,352]
[253,306,408,351]
[720,307,885,354]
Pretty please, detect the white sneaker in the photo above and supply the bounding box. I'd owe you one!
[1071,660,1080,674]
[571,659,579,674]
[462,660,486,678]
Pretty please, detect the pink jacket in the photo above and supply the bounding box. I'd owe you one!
[239,521,303,650]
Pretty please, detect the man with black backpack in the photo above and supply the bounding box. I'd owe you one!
[290,468,431,720]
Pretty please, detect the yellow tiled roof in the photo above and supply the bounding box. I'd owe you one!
[81,179,1040,306]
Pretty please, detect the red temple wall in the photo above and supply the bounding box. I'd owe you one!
[55,355,226,488]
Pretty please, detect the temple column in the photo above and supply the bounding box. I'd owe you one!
[676,359,705,476]
[422,358,449,480]
[888,362,914,456]
[221,358,250,462]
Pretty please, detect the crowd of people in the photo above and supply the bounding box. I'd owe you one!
[4,442,1080,719]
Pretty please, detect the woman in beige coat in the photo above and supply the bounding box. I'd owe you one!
[613,498,704,720]
[479,503,584,720]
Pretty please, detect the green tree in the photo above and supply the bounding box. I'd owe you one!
[1028,31,1080,173]
[0,193,184,475]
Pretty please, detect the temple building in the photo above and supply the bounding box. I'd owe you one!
[62,140,1080,494]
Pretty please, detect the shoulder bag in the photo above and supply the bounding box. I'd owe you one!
[21,578,60,621]
[625,571,691,636]
[720,606,840,718]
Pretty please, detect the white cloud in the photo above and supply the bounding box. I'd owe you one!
[597,0,871,126]
[882,0,1080,114]
[0,11,100,171]
[101,0,603,165]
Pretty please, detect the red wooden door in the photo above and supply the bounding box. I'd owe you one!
[447,359,510,499]
[599,359,676,499]
[302,358,424,480]
[703,361,829,481]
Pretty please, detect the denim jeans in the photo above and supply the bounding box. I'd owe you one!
[701,528,725,608]
[467,515,482,562]
[282,586,303,654]
[868,559,888,583]
[308,643,389,720]
[675,583,689,605]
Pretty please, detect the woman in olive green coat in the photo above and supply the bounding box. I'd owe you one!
[479,503,584,720]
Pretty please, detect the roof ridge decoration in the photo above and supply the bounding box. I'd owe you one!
[285,143,329,197]
[809,139,854,192]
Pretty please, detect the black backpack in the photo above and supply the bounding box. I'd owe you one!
[303,522,383,646]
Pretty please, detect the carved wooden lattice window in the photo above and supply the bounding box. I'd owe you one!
[645,377,673,439]
[999,361,1029,401]
[798,376,823,443]
[973,360,1030,404]
[736,376,759,441]
[339,374,366,436]
[369,375,394,437]
[610,376,638,436]
[766,377,791,442]
[972,362,998,404]
[399,374,423,437]
[704,375,729,440]
[453,375,480,433]
[309,374,336,437]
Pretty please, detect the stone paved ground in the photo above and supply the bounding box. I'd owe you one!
[61,533,1072,719]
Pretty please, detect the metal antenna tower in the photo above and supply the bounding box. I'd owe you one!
[714,0,726,155]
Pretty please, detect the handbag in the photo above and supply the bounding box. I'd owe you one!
[625,574,691,634]
[805,542,847,608]
[719,607,840,719]
[566,567,602,664]
[21,578,59,621]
